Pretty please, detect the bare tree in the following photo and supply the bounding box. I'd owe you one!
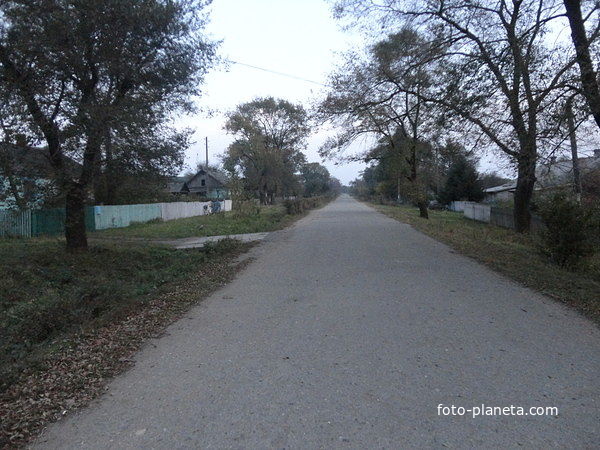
[334,0,579,232]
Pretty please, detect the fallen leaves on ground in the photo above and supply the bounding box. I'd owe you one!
[0,244,253,449]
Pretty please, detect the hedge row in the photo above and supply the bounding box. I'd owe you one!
[283,196,332,215]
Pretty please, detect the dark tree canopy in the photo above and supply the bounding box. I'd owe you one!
[301,162,332,197]
[224,97,309,204]
[0,0,216,250]
[438,155,484,204]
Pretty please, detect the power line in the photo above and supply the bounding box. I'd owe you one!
[227,59,331,87]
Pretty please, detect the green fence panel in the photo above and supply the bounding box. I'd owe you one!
[93,203,162,230]
[0,209,32,238]
[32,207,96,236]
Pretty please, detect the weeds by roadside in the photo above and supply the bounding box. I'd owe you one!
[0,239,252,448]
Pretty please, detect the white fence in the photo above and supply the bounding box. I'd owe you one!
[463,202,491,222]
[448,201,472,212]
[0,209,31,237]
[96,200,232,230]
[161,200,232,221]
[94,203,162,230]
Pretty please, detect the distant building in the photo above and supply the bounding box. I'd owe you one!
[535,150,600,191]
[483,182,517,203]
[168,166,230,200]
[0,143,79,210]
[483,150,600,203]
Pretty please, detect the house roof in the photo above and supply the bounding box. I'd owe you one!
[0,143,80,179]
[208,169,229,186]
[536,153,600,189]
[484,182,517,194]
[484,152,600,194]
[167,168,229,194]
[186,167,229,188]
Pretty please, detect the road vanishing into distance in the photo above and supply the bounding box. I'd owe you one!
[36,195,600,448]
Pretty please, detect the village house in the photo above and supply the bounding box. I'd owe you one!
[0,142,68,210]
[483,150,600,203]
[168,166,230,200]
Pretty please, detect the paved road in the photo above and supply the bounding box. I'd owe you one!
[35,195,600,449]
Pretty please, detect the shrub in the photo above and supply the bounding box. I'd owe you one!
[233,200,260,217]
[283,196,329,215]
[537,193,599,268]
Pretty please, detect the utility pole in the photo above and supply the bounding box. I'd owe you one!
[566,97,582,203]
[205,137,209,168]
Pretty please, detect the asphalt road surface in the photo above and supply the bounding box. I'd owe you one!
[35,195,600,449]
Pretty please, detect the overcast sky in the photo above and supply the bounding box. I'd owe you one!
[181,0,599,184]
[179,0,366,185]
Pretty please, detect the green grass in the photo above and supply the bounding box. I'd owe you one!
[94,206,294,239]
[0,238,246,391]
[373,204,600,323]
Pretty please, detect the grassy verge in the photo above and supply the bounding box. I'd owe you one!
[0,238,252,447]
[372,203,600,323]
[94,205,297,240]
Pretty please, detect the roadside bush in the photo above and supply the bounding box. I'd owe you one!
[283,196,330,215]
[537,193,599,268]
[233,199,261,217]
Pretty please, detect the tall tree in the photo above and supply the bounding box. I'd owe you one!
[562,0,600,130]
[301,162,332,197]
[93,124,191,205]
[438,154,484,204]
[317,28,439,218]
[333,0,578,232]
[0,0,216,250]
[224,97,309,204]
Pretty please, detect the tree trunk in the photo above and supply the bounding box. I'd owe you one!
[259,188,267,205]
[513,154,536,233]
[103,131,117,205]
[566,97,582,203]
[418,200,429,219]
[65,183,88,252]
[563,0,600,130]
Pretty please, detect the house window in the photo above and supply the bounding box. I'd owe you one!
[201,179,206,186]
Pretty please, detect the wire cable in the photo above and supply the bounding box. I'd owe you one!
[227,59,331,87]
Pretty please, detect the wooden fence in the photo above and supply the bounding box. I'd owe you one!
[0,209,31,238]
[489,207,545,232]
[463,203,491,222]
[0,200,233,238]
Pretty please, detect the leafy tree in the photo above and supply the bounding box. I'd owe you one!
[538,192,599,268]
[301,162,332,197]
[317,28,440,218]
[224,97,309,204]
[438,155,484,204]
[333,0,580,232]
[94,125,192,205]
[581,167,600,202]
[479,172,512,190]
[0,0,216,250]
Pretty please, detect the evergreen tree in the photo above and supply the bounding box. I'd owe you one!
[438,156,484,204]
